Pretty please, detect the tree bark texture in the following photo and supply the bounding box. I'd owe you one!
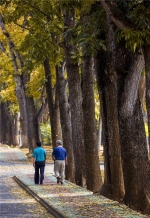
[15,75,28,148]
[44,58,61,148]
[119,49,150,214]
[96,55,124,200]
[56,64,75,183]
[96,13,124,200]
[53,83,62,141]
[4,103,19,146]
[0,14,39,151]
[82,55,103,192]
[17,67,39,152]
[63,9,86,186]
[144,45,150,152]
[15,74,38,152]
[98,2,150,212]
[0,102,11,145]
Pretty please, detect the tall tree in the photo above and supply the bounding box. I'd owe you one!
[100,0,150,213]
[79,6,103,192]
[56,64,75,182]
[82,54,103,192]
[44,58,62,148]
[144,45,150,152]
[0,102,11,145]
[63,6,86,186]
[0,14,39,151]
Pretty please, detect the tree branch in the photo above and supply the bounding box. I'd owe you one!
[100,0,136,30]
[0,41,6,53]
[120,48,144,118]
[13,21,30,31]
[24,0,52,21]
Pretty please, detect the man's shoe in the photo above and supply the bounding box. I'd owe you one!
[57,176,60,184]
[61,181,64,185]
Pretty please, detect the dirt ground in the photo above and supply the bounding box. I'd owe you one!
[20,146,104,164]
[20,146,54,164]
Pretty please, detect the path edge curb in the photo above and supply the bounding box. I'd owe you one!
[13,175,66,218]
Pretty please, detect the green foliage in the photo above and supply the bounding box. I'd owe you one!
[74,2,107,55]
[8,103,19,114]
[0,54,17,103]
[40,122,52,145]
[25,66,45,99]
[116,28,145,51]
[115,0,150,51]
[4,0,64,66]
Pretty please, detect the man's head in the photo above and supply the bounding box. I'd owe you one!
[37,141,42,147]
[56,140,62,146]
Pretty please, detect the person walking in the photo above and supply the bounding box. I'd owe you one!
[52,140,68,185]
[33,141,46,185]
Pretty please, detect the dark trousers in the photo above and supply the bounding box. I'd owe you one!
[34,161,45,184]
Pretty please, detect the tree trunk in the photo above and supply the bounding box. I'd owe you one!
[0,14,39,151]
[4,103,19,146]
[12,113,19,146]
[98,1,150,213]
[63,9,86,186]
[82,55,103,192]
[103,73,125,200]
[96,56,125,199]
[139,74,145,109]
[44,58,55,148]
[95,14,124,199]
[36,88,48,139]
[56,64,75,183]
[53,83,62,141]
[22,73,40,151]
[144,45,150,152]
[120,99,150,214]
[15,74,38,152]
[119,49,150,214]
[0,102,10,144]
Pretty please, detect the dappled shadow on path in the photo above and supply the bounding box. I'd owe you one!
[0,147,27,162]
[14,174,150,218]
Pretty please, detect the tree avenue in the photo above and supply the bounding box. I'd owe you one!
[0,0,150,215]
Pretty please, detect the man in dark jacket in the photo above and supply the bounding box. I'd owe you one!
[52,140,68,185]
[33,141,46,185]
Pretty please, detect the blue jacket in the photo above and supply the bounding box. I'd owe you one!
[33,147,46,161]
[52,146,68,160]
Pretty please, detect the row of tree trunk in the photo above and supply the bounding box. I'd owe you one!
[0,2,150,215]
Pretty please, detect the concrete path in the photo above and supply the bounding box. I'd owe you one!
[0,147,54,218]
[0,146,150,218]
[14,174,150,218]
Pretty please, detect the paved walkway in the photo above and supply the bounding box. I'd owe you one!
[14,174,150,218]
[0,146,27,162]
[0,146,150,218]
[0,146,54,218]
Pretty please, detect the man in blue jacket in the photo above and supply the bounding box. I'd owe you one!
[33,141,46,185]
[52,140,68,185]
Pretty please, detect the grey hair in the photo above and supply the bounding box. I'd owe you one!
[56,140,62,145]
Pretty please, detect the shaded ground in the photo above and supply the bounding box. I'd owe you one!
[20,146,104,164]
[0,145,149,218]
[15,173,150,218]
[0,175,54,218]
[0,146,54,218]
